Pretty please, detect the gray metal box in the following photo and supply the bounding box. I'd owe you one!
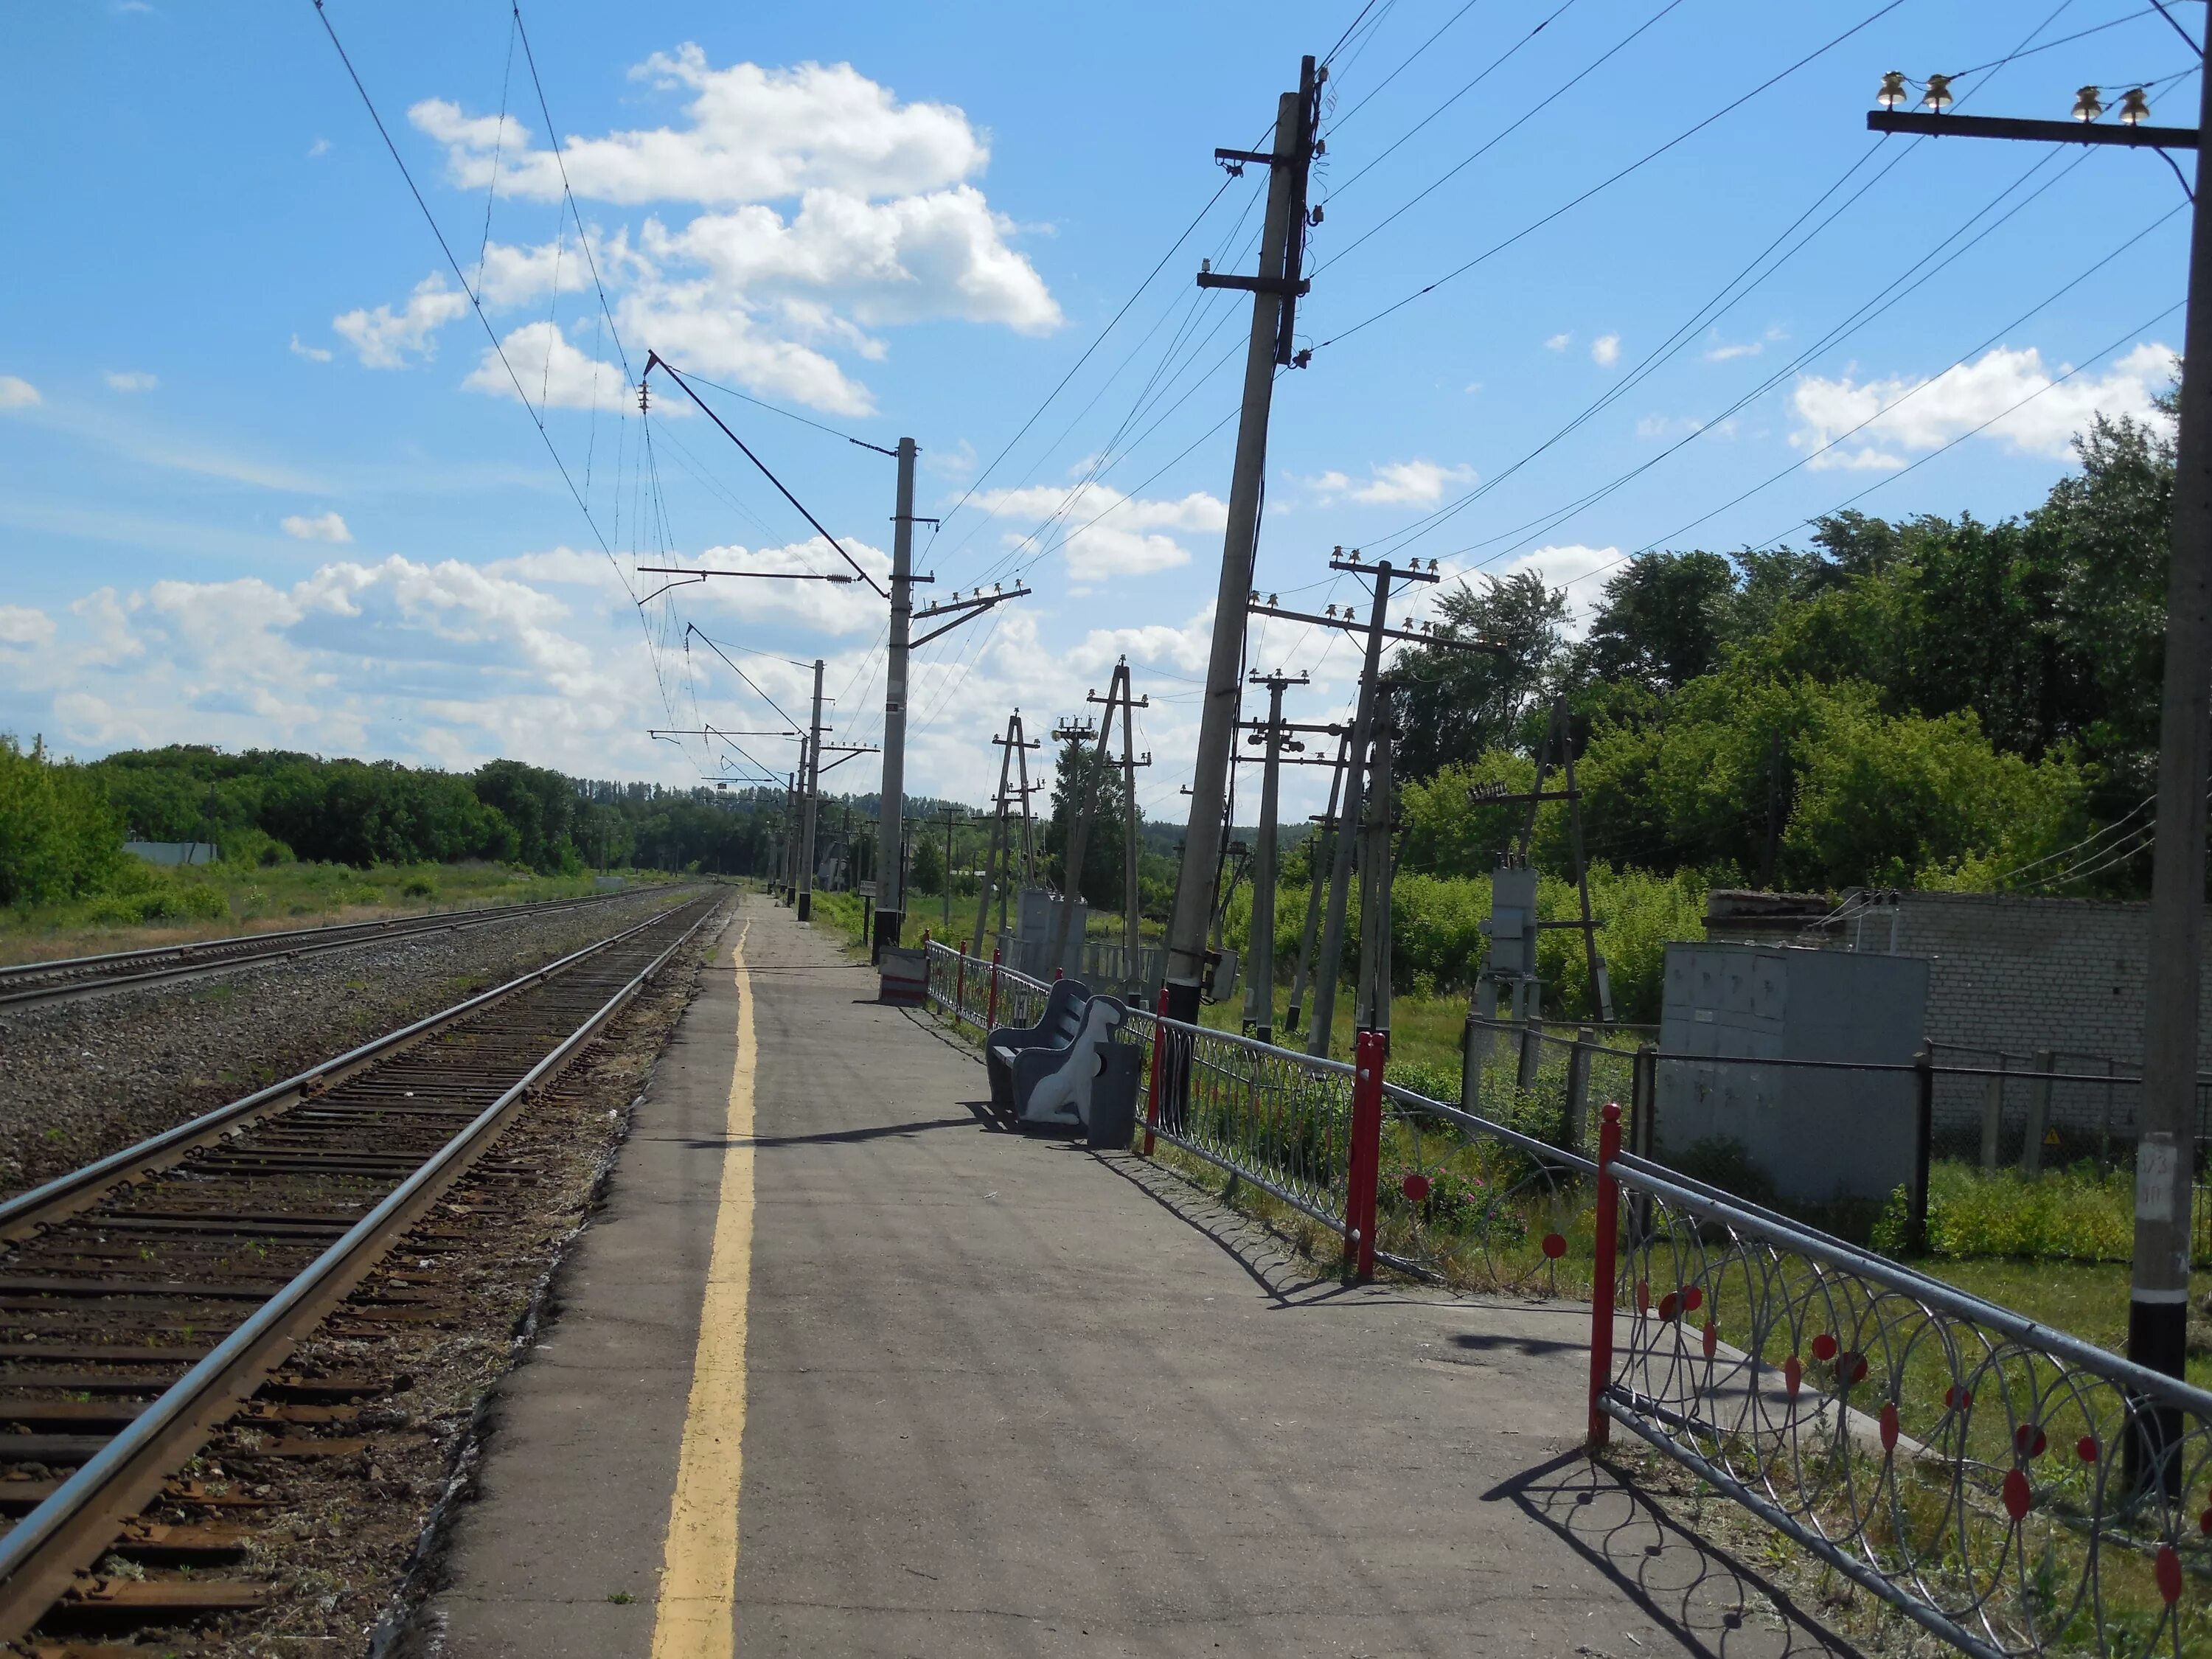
[1657,943,1930,1204]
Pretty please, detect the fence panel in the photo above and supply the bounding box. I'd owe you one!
[1597,1144,2212,1659]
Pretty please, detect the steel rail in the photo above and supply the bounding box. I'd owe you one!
[0,896,724,1639]
[0,885,675,1009]
[0,898,695,1243]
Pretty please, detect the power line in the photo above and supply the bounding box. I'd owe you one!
[1307,0,1910,355]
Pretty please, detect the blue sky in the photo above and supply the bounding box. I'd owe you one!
[0,0,2198,821]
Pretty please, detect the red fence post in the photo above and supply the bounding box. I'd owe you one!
[1055,966,1065,981]
[986,947,1002,1032]
[955,947,968,1029]
[1346,1030,1387,1281]
[1144,987,1168,1157]
[1588,1100,1623,1450]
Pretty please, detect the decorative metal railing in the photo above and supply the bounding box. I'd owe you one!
[917,944,2212,1658]
[1591,1104,2212,1659]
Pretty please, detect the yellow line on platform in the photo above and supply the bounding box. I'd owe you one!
[650,920,754,1659]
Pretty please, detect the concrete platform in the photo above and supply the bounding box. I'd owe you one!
[422,895,1859,1658]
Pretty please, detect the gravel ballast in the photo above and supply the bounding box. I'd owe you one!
[0,886,698,1202]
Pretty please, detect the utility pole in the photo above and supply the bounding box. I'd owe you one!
[1116,667,1147,971]
[1050,661,1150,979]
[1242,670,1307,1042]
[938,804,961,930]
[975,713,1041,958]
[1352,720,1395,1043]
[797,658,825,922]
[782,765,800,904]
[874,436,921,964]
[1306,553,1439,1054]
[1284,729,1349,1035]
[1161,54,1323,1029]
[1867,62,2211,1433]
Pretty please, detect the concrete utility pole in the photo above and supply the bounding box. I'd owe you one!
[1116,669,1147,967]
[874,436,919,963]
[938,804,961,930]
[1050,661,1150,979]
[1308,554,1436,1054]
[782,765,800,904]
[797,658,825,922]
[1243,671,1307,1042]
[1284,731,1349,1035]
[975,713,1041,956]
[1865,62,2212,1426]
[1161,55,1322,1029]
[1352,723,1394,1041]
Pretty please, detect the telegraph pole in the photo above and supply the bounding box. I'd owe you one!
[1051,661,1149,977]
[1161,55,1322,1029]
[1866,58,2211,1430]
[797,657,825,922]
[1352,721,1395,1042]
[1284,730,1349,1035]
[1243,670,1307,1042]
[1306,554,1437,1054]
[874,437,920,963]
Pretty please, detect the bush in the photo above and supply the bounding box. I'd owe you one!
[0,735,125,905]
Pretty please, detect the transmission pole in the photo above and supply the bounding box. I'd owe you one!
[1284,728,1349,1035]
[1161,55,1322,1029]
[874,436,920,963]
[797,657,825,922]
[1243,670,1307,1041]
[1352,720,1395,1042]
[1307,554,1437,1054]
[1866,59,2211,1431]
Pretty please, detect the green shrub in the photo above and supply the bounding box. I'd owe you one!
[401,876,437,898]
[0,734,125,905]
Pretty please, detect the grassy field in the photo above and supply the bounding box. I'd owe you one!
[0,858,659,967]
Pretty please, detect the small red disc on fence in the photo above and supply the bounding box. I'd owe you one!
[2199,1508,2212,1537]
[1784,1357,1802,1401]
[1879,1402,1899,1451]
[1839,1352,1868,1385]
[2014,1425,2047,1461]
[1541,1232,1568,1260]
[1637,1280,1650,1315]
[2003,1469,2033,1522]
[1701,1321,1718,1360]
[1811,1333,1838,1362]
[1656,1292,1680,1323]
[2077,1436,2099,1464]
[1944,1385,1973,1412]
[2159,1545,2185,1604]
[1401,1173,1432,1203]
[1683,1286,1704,1313]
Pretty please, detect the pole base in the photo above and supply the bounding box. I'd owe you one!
[796,891,813,922]
[2124,1296,2189,1495]
[872,908,902,964]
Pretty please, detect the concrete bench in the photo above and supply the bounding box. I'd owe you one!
[986,979,1135,1130]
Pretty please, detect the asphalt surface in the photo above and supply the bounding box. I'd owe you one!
[425,895,1858,1658]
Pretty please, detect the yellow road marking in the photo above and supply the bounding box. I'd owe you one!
[650,920,754,1659]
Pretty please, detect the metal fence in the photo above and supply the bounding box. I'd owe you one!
[1592,1107,2212,1659]
[917,945,2212,1658]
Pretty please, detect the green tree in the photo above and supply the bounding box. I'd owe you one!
[0,735,125,904]
[1391,570,1571,778]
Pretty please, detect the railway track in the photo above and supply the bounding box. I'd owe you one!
[0,893,725,1650]
[0,886,668,1009]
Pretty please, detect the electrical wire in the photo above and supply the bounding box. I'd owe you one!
[1307,0,1910,355]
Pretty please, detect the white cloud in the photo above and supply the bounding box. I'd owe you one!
[1544,333,1572,352]
[411,51,985,206]
[1790,341,2174,471]
[281,511,353,543]
[1590,333,1621,368]
[371,49,1055,417]
[0,376,40,409]
[0,606,55,650]
[1705,325,1784,362]
[104,371,157,392]
[289,333,333,363]
[1310,459,1475,506]
[463,321,631,412]
[333,274,470,369]
[967,480,1225,581]
[307,137,332,159]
